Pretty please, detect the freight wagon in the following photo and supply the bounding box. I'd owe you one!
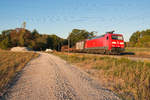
[76,31,125,54]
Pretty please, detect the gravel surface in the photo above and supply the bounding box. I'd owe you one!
[1,53,120,100]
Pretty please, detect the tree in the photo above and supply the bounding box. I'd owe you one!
[19,31,25,46]
[139,35,150,47]
[48,34,64,51]
[0,37,11,49]
[31,29,40,39]
[129,29,150,47]
[0,28,65,51]
[129,31,140,46]
[1,30,12,37]
[67,29,95,47]
[0,34,2,42]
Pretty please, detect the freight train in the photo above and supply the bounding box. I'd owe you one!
[62,31,125,54]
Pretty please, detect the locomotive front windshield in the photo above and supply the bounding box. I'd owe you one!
[111,35,123,40]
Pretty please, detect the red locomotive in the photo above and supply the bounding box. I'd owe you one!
[76,31,125,54]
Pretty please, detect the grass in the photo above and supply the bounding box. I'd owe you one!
[53,52,150,100]
[0,51,39,95]
[125,47,150,52]
[125,47,150,58]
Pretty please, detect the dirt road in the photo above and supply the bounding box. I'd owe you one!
[2,53,120,100]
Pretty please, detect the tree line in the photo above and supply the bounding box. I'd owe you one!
[0,28,65,51]
[129,29,150,47]
[1,27,149,50]
[0,28,94,51]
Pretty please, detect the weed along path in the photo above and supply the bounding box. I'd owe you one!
[2,53,120,100]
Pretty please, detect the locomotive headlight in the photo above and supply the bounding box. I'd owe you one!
[112,42,116,44]
[120,42,124,44]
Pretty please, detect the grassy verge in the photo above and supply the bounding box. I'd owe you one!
[0,51,39,95]
[125,47,150,52]
[125,47,150,58]
[53,52,150,100]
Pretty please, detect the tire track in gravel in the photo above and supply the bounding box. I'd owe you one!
[48,56,80,100]
[1,53,121,100]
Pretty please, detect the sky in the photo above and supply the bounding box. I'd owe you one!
[0,0,150,41]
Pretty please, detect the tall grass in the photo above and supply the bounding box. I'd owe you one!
[125,47,150,52]
[0,51,39,95]
[53,52,150,100]
[125,47,150,58]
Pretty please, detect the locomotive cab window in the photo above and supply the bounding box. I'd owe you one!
[106,36,109,40]
[112,35,123,40]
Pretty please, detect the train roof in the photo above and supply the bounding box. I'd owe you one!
[88,34,105,40]
[87,33,123,40]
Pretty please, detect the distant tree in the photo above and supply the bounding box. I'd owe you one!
[1,30,12,37]
[31,29,40,39]
[48,34,64,51]
[129,31,140,46]
[0,37,11,49]
[139,35,150,47]
[129,29,150,47]
[32,34,47,50]
[19,31,25,46]
[47,36,53,49]
[67,29,95,47]
[0,28,65,51]
[0,34,2,42]
[63,39,68,45]
[0,30,12,49]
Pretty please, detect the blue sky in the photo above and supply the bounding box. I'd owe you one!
[0,0,150,41]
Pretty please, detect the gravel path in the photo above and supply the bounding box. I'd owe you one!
[2,53,120,100]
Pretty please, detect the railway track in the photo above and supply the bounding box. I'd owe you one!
[66,52,150,62]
